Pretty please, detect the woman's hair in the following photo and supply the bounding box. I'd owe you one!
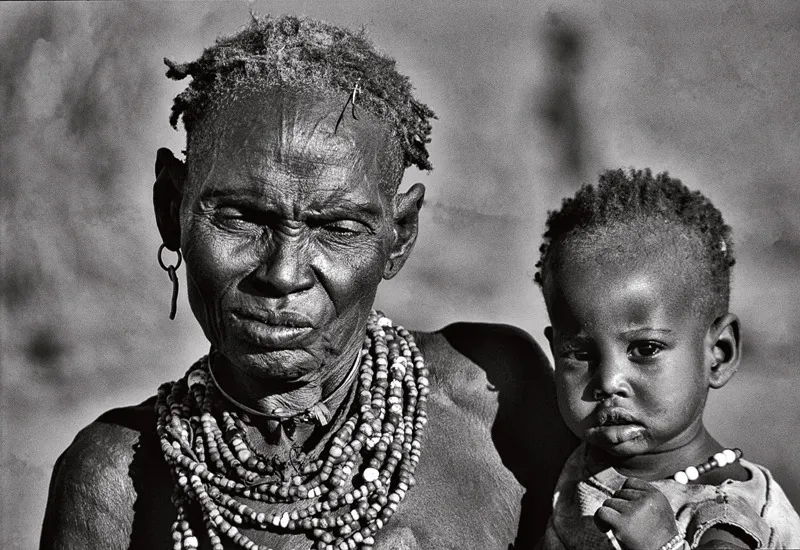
[535,168,735,316]
[165,14,436,171]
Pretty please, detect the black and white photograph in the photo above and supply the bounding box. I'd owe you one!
[2,1,799,548]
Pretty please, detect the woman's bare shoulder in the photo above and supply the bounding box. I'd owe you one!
[40,398,162,549]
[410,322,578,544]
[413,322,555,413]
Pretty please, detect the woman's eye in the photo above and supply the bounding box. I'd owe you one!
[629,342,664,359]
[213,207,260,229]
[321,220,368,234]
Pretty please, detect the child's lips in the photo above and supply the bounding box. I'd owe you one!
[586,424,646,445]
[586,408,646,446]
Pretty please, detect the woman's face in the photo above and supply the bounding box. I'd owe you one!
[178,90,403,383]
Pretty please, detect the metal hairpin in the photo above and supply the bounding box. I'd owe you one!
[334,78,362,133]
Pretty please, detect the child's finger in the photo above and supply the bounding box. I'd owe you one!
[594,502,624,531]
[599,497,632,514]
[621,477,656,491]
[611,488,642,501]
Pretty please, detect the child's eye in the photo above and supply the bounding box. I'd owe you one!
[628,341,664,359]
[559,348,594,363]
[571,350,593,362]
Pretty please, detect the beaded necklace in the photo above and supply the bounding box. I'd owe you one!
[156,311,429,550]
[672,447,742,485]
[606,448,745,550]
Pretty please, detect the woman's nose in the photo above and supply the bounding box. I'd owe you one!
[251,236,315,296]
[592,354,632,400]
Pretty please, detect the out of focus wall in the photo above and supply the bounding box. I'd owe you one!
[2,2,798,548]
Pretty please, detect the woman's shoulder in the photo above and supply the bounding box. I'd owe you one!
[40,397,165,548]
[58,397,158,470]
[412,321,555,411]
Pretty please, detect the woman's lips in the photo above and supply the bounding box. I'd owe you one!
[231,310,314,348]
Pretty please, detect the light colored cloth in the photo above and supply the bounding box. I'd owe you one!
[543,444,800,549]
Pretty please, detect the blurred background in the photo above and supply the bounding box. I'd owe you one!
[2,1,799,547]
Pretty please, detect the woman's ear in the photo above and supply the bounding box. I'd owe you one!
[383,183,425,279]
[707,313,741,389]
[153,148,187,251]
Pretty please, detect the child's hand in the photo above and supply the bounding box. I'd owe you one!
[594,477,680,550]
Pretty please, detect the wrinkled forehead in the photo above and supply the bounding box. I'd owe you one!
[186,88,404,194]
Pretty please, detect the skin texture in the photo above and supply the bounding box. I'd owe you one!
[544,226,751,550]
[40,89,577,549]
[39,324,576,549]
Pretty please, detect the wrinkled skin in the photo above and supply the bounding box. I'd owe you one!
[40,89,577,549]
[544,226,751,549]
[166,90,418,417]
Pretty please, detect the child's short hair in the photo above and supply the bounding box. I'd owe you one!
[535,168,735,318]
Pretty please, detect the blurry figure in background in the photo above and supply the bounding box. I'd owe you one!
[39,15,576,549]
[535,168,800,549]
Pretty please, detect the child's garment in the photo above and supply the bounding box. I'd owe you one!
[543,444,800,549]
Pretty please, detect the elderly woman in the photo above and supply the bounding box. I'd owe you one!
[40,15,575,550]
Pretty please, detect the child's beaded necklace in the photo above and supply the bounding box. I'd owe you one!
[607,448,745,550]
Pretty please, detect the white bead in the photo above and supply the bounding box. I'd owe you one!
[279,513,289,528]
[685,466,699,481]
[183,536,199,548]
[187,371,206,388]
[377,317,392,327]
[714,452,728,467]
[674,471,689,484]
[363,467,379,482]
[723,449,737,463]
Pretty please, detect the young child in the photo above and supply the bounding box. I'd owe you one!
[535,168,800,550]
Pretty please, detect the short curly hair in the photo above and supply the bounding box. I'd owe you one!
[165,14,436,173]
[535,168,735,316]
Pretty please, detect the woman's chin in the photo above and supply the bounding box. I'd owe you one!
[220,347,322,382]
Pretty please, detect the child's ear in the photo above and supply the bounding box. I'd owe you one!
[707,313,741,389]
[544,326,555,355]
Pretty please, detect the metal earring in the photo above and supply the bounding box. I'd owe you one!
[158,244,182,320]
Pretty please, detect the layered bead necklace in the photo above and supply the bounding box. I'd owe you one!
[155,311,429,550]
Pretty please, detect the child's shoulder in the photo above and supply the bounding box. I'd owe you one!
[684,459,800,548]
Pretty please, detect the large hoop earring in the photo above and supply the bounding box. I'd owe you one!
[158,244,182,320]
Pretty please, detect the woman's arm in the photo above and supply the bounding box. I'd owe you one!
[40,422,137,550]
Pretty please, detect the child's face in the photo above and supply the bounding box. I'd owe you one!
[545,231,716,459]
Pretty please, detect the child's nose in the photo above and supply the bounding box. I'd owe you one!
[592,356,632,399]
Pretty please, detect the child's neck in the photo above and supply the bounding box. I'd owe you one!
[586,426,722,481]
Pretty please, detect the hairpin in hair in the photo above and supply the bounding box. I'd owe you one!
[334,78,362,133]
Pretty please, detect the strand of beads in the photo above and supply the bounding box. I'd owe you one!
[156,311,429,550]
[672,448,742,485]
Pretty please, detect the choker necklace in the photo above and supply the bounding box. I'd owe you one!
[207,351,362,427]
[156,311,429,550]
[672,447,743,484]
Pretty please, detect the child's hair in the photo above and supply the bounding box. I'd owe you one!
[535,168,736,318]
[164,14,436,173]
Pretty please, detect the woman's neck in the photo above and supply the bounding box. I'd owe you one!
[587,425,722,481]
[212,347,360,415]
[208,346,361,459]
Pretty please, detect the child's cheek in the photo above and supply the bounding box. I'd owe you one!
[555,370,591,433]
